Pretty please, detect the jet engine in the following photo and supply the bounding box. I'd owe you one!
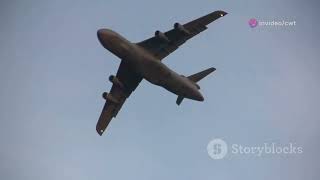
[102,92,119,104]
[174,23,190,35]
[155,30,170,43]
[109,75,124,89]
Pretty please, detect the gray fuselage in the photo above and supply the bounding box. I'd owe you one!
[97,29,204,101]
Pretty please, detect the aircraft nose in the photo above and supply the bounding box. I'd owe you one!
[97,29,111,49]
[97,29,105,40]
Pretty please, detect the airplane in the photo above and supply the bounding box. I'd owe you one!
[96,10,227,135]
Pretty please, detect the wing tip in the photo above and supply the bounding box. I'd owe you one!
[96,124,105,136]
[205,67,216,74]
[208,67,216,72]
[210,10,227,18]
[216,10,228,16]
[96,128,103,136]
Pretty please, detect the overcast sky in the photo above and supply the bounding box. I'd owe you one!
[0,0,319,180]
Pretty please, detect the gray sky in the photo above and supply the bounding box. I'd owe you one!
[0,0,319,180]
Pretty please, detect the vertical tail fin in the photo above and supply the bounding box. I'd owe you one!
[176,67,215,105]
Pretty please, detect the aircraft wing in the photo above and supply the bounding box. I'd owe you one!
[96,60,142,135]
[137,10,227,60]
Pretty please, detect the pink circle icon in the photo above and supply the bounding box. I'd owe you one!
[248,18,258,28]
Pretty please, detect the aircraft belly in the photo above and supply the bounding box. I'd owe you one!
[137,59,171,86]
[131,47,194,98]
[139,62,189,96]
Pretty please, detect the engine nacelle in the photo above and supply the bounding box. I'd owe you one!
[102,92,119,104]
[109,75,124,89]
[155,30,170,43]
[174,23,190,35]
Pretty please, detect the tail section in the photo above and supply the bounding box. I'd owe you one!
[187,67,216,83]
[176,67,216,105]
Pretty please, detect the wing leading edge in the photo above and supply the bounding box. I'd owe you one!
[137,10,227,60]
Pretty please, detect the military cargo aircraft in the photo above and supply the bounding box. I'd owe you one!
[96,10,227,135]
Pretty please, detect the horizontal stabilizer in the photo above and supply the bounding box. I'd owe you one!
[188,67,216,82]
[176,95,184,105]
